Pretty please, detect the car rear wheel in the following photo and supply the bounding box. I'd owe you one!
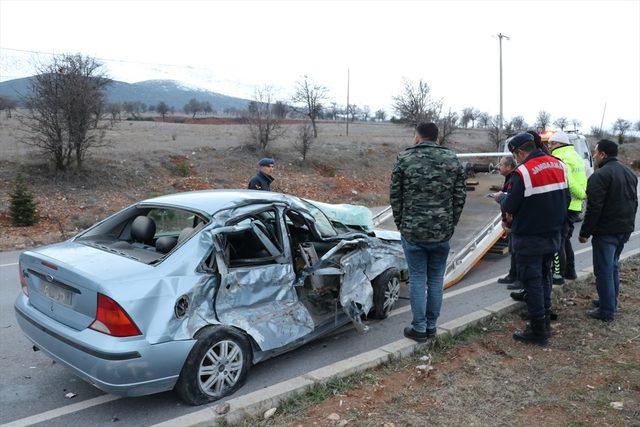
[175,327,252,405]
[369,268,401,319]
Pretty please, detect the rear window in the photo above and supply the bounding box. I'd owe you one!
[148,208,199,236]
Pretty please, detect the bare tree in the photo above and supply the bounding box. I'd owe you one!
[0,95,18,119]
[156,101,169,121]
[347,104,359,122]
[19,54,111,170]
[375,109,386,122]
[272,101,288,119]
[553,117,569,131]
[438,109,458,145]
[469,108,479,128]
[460,108,472,128]
[612,118,632,144]
[362,105,371,121]
[509,116,527,133]
[477,111,491,128]
[392,79,441,126]
[294,121,314,160]
[107,103,122,123]
[246,86,285,151]
[488,115,505,148]
[634,120,640,133]
[202,101,213,116]
[590,126,604,138]
[571,118,582,131]
[535,110,552,131]
[291,75,328,137]
[122,101,143,118]
[184,98,201,118]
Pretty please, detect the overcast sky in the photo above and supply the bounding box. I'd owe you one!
[1,0,639,130]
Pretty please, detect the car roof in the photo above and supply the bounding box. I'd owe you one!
[140,189,297,216]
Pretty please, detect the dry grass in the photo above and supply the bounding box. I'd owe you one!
[235,256,640,427]
[0,117,494,250]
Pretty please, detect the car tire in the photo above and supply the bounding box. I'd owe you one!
[175,326,253,406]
[369,268,401,319]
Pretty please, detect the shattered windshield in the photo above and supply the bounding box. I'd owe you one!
[300,200,338,238]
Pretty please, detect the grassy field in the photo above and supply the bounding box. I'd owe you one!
[0,116,493,250]
[232,256,640,427]
[2,115,639,250]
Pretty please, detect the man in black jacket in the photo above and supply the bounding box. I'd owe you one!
[248,158,275,191]
[579,140,638,322]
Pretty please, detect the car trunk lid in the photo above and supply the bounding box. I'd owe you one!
[21,241,153,330]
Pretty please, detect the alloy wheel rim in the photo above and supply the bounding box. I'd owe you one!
[198,340,243,396]
[383,277,400,312]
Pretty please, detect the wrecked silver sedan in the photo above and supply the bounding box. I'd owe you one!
[14,190,407,405]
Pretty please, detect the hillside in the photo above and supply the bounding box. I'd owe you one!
[0,76,250,111]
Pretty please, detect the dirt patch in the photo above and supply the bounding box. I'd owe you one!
[237,256,640,427]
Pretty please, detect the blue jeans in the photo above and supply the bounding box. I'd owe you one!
[401,237,450,332]
[592,233,630,318]
[516,252,554,319]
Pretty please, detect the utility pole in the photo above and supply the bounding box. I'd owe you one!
[346,68,350,136]
[498,33,509,143]
[599,102,607,135]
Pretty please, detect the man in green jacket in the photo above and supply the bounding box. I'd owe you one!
[390,122,466,342]
[549,131,587,280]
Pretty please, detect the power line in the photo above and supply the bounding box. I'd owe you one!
[0,46,209,70]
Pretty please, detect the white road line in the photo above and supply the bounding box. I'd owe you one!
[0,262,18,268]
[0,394,121,427]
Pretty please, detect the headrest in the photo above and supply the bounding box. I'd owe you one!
[131,216,156,244]
[155,236,178,254]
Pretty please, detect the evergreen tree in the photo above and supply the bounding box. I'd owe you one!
[9,172,38,226]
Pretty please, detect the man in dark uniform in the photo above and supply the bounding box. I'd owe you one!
[248,158,275,191]
[498,133,569,345]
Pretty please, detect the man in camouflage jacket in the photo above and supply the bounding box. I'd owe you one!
[390,122,466,342]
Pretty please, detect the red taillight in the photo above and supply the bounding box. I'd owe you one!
[41,261,58,270]
[89,294,141,337]
[19,262,29,296]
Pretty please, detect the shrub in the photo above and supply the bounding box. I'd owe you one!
[171,132,178,141]
[175,160,190,177]
[9,172,38,226]
[631,160,640,170]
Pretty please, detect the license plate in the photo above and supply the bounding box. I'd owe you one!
[41,282,73,306]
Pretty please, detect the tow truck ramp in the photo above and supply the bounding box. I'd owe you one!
[371,208,504,289]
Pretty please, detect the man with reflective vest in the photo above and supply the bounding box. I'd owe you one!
[498,133,570,345]
[548,131,587,281]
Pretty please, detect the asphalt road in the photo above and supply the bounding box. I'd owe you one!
[1,201,639,426]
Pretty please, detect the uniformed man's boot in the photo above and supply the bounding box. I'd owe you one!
[564,265,577,280]
[513,317,548,346]
[544,314,552,338]
[521,310,558,322]
[510,290,526,301]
